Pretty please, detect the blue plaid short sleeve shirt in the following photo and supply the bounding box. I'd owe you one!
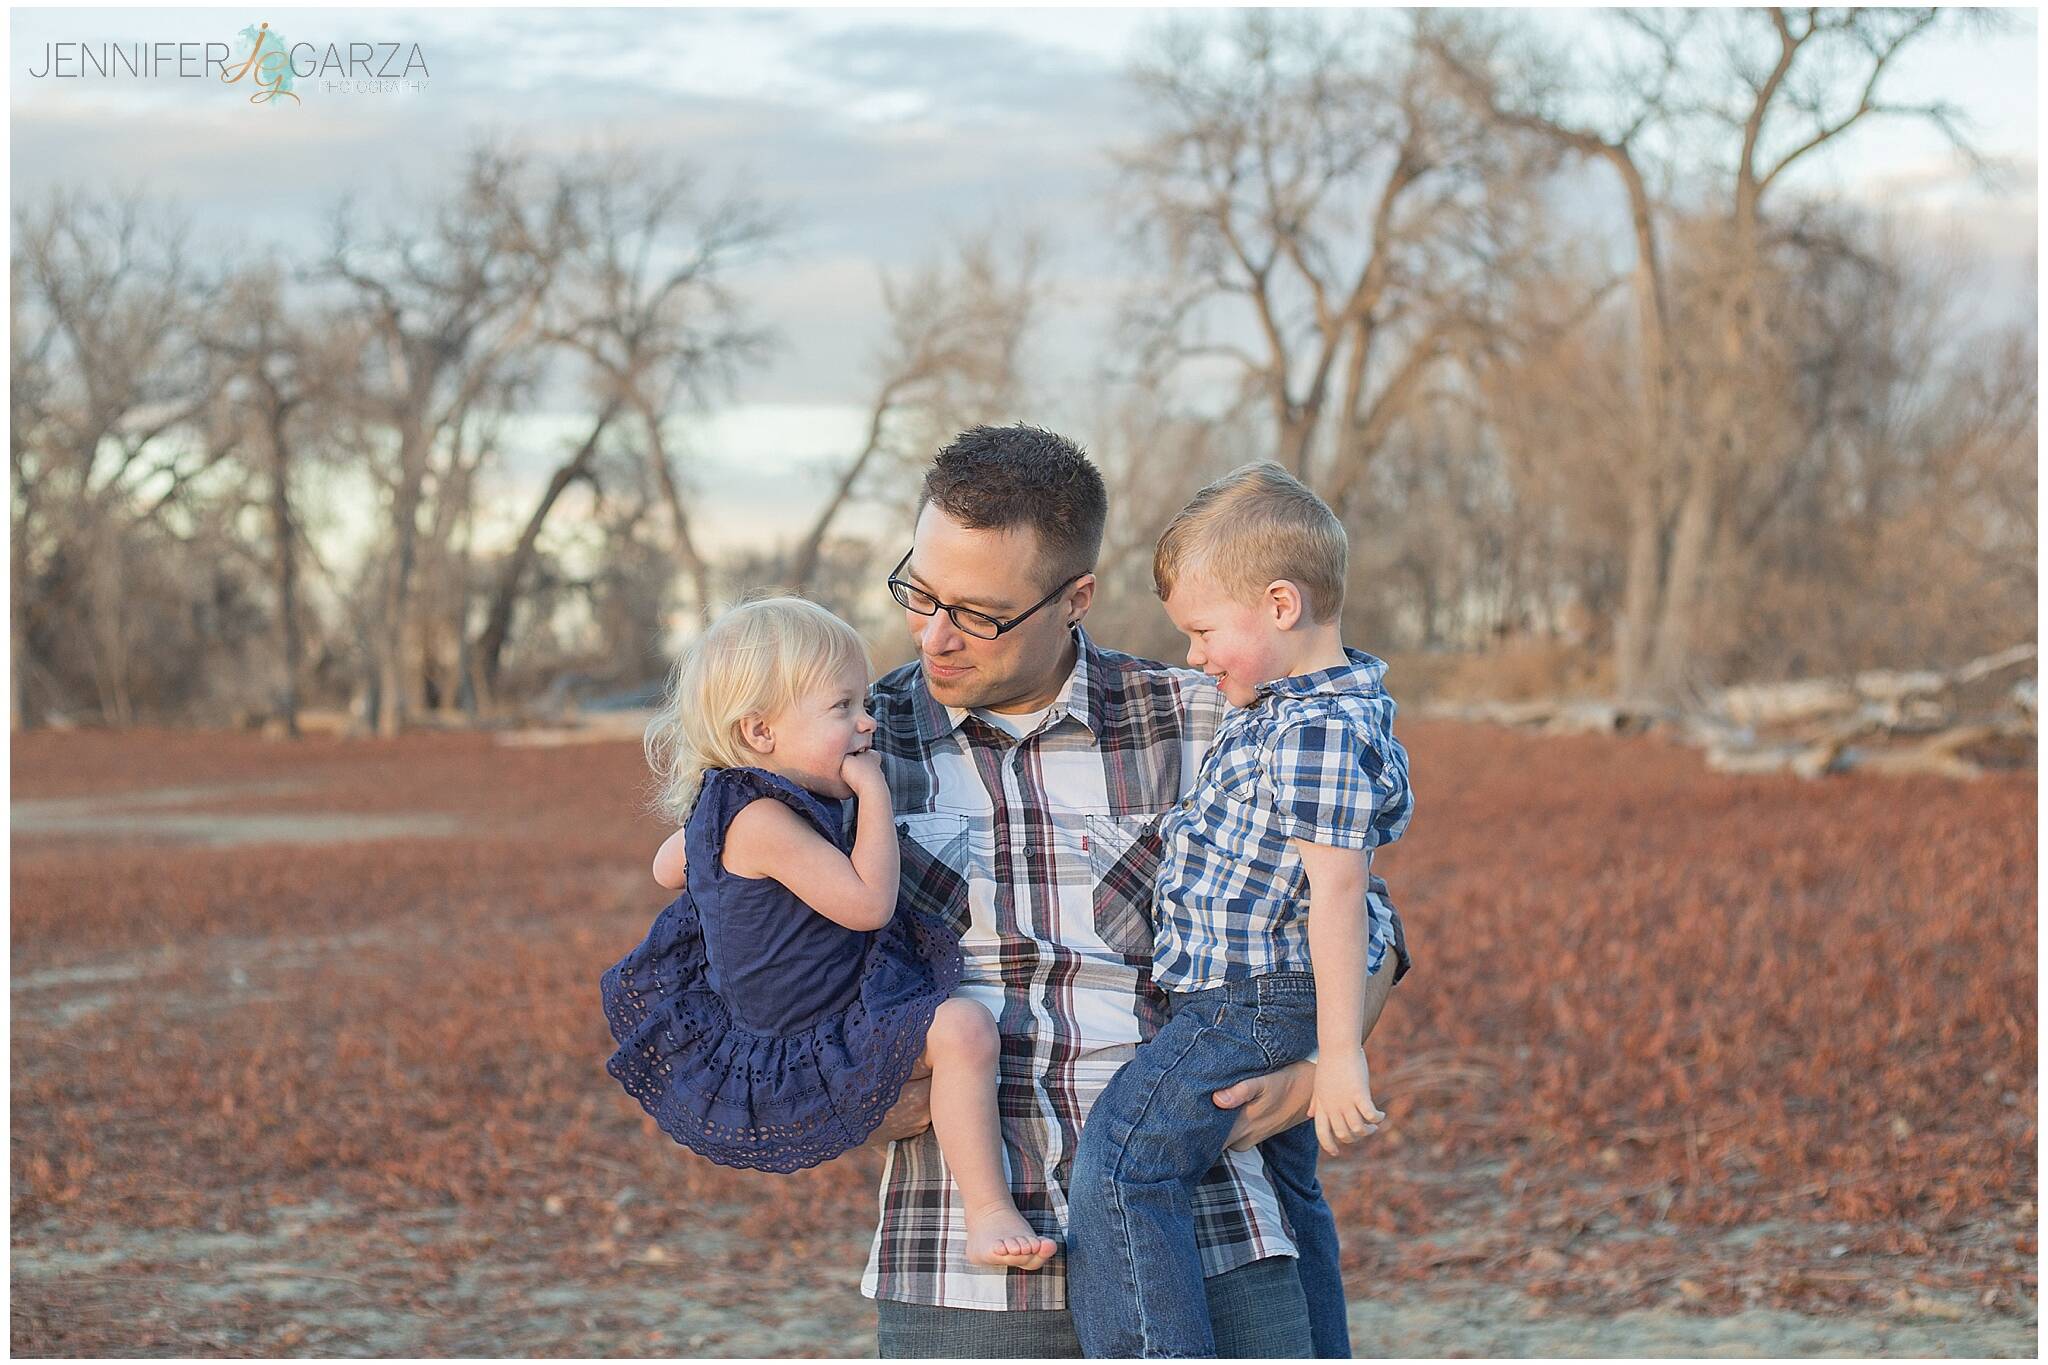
[1151,648,1415,994]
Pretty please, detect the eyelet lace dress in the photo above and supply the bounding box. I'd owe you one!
[600,766,963,1172]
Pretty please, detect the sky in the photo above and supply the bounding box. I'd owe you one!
[10,6,2040,562]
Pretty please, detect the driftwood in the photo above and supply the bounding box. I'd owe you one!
[1851,725,2009,781]
[1424,643,2035,781]
[1421,699,1674,737]
[1699,644,2035,779]
[1719,643,2035,730]
[1698,717,2032,781]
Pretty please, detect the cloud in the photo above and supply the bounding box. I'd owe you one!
[785,20,1123,126]
[1842,153,2038,309]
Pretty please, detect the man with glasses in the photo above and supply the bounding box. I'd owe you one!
[855,424,1406,1357]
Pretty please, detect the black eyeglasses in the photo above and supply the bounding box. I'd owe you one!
[886,549,1083,640]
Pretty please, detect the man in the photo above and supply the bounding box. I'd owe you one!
[857,425,1408,1357]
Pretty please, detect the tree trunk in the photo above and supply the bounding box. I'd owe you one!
[377,412,429,738]
[11,508,37,731]
[1614,477,1662,700]
[268,413,301,739]
[87,514,133,726]
[1646,446,1717,701]
[1280,410,1317,482]
[1650,185,1758,703]
[634,394,714,625]
[475,400,619,698]
[1610,145,1675,704]
[790,386,896,594]
[453,449,482,722]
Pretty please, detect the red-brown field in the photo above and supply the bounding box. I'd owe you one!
[11,722,2037,1356]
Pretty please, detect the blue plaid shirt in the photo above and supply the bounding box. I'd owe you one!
[1151,648,1414,993]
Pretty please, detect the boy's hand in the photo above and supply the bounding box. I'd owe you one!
[1307,1048,1384,1156]
[841,748,888,801]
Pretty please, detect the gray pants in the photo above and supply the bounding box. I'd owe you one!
[875,1254,1316,1358]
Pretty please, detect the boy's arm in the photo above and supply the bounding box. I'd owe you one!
[1297,840,1387,1153]
[1296,849,1401,1048]
[1299,840,1372,1058]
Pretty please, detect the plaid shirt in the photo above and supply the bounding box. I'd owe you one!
[1152,648,1414,993]
[859,626,1303,1310]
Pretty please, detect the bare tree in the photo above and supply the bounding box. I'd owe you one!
[1119,11,1548,510]
[417,368,527,718]
[1079,365,1270,661]
[472,392,627,702]
[786,232,1043,597]
[539,146,777,629]
[319,143,571,735]
[201,260,366,736]
[1424,13,1678,700]
[1933,324,2037,597]
[11,237,51,728]
[11,191,224,726]
[1710,212,2035,678]
[1428,7,1977,702]
[1647,8,1976,700]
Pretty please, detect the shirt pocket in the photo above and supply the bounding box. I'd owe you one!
[1086,812,1164,962]
[895,811,972,938]
[1200,730,1265,798]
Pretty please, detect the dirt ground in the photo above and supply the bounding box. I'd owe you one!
[11,721,2037,1357]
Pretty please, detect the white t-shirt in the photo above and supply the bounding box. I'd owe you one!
[967,703,1058,740]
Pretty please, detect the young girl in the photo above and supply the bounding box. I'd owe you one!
[599,595,1056,1270]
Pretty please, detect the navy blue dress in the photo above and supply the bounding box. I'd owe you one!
[600,766,962,1172]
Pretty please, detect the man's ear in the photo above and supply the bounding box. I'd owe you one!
[1065,573,1097,625]
[1265,580,1306,630]
[737,712,776,756]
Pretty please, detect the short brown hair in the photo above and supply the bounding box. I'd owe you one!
[919,424,1107,587]
[1153,462,1347,623]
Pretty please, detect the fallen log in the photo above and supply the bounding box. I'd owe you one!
[1718,643,2036,730]
[1424,642,2034,781]
[1848,724,2005,781]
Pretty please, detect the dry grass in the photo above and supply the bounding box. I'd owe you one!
[10,722,2035,1353]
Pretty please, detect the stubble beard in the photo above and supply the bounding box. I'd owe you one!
[924,667,997,711]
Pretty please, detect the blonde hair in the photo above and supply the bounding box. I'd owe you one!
[1153,461,1348,624]
[644,596,872,824]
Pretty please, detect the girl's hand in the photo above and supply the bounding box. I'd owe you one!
[841,748,888,801]
[1307,1049,1384,1156]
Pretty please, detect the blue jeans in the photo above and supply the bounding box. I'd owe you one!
[1067,970,1348,1358]
[875,1253,1313,1358]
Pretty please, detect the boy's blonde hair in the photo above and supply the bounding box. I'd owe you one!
[1153,461,1348,624]
[644,596,872,823]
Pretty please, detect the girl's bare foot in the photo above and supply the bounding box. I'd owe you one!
[964,1205,1058,1270]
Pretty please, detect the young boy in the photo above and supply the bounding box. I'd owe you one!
[1067,461,1414,1359]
